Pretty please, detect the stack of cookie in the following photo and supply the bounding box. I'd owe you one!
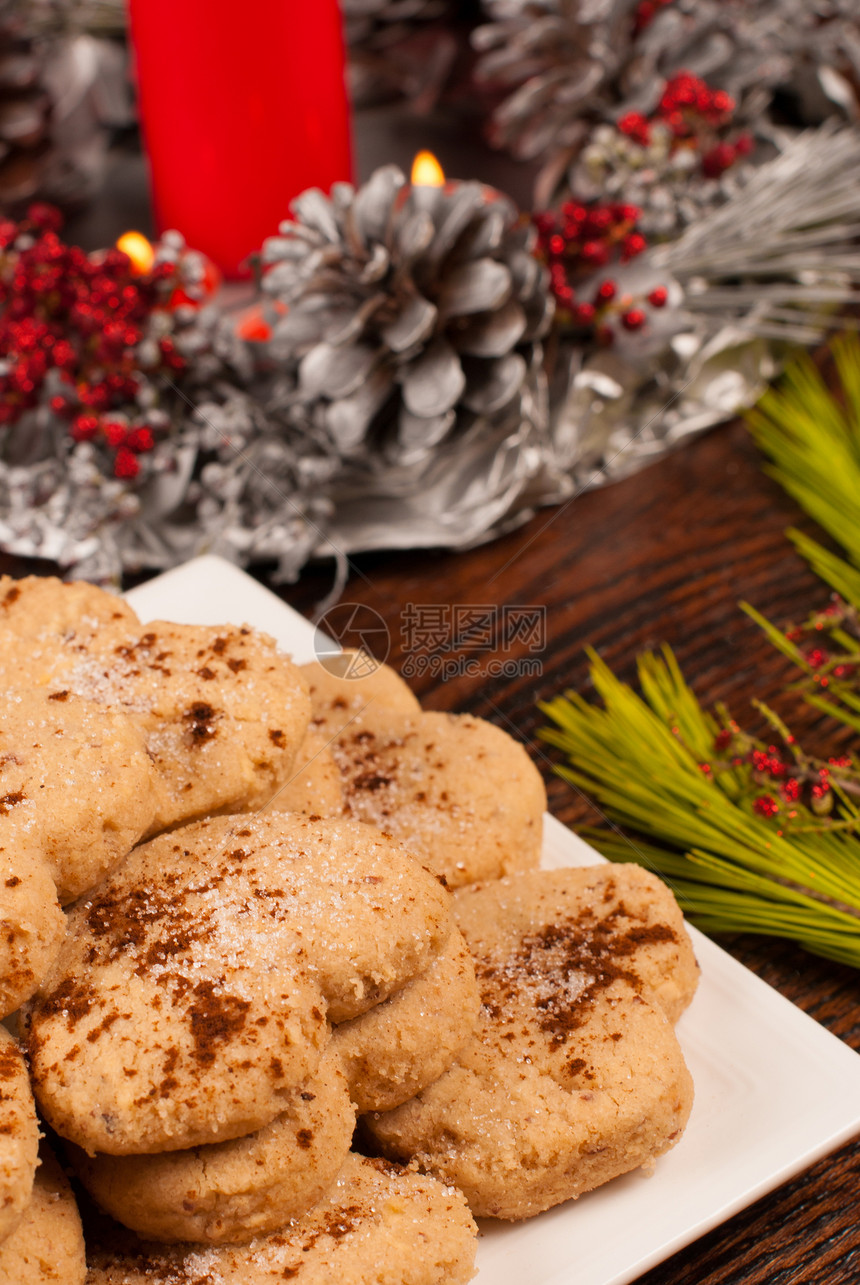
[281,652,699,1219]
[0,576,698,1285]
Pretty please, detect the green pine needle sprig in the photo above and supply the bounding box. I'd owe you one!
[746,332,860,606]
[540,648,860,969]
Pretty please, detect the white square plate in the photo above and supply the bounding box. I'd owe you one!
[127,555,860,1285]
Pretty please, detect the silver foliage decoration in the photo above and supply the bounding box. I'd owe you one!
[546,126,860,488]
[566,120,760,241]
[474,0,860,199]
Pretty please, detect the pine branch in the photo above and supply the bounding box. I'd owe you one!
[540,648,860,970]
[746,333,860,605]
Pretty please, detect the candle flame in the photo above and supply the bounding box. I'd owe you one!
[411,150,445,187]
[116,231,155,276]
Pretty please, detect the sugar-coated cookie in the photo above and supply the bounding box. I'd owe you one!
[26,813,453,1156]
[333,710,546,887]
[333,927,480,1112]
[0,577,138,683]
[0,835,65,1020]
[69,1049,355,1245]
[263,729,344,817]
[0,578,312,832]
[0,1144,86,1283]
[0,686,159,1017]
[0,1025,39,1244]
[301,652,420,740]
[95,620,311,831]
[364,864,698,1219]
[85,1153,478,1285]
[0,687,158,904]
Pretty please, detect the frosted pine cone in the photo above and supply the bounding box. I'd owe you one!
[259,165,553,468]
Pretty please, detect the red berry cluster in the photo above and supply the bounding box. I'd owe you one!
[534,203,668,341]
[712,725,857,823]
[0,205,187,481]
[784,599,859,687]
[618,72,753,180]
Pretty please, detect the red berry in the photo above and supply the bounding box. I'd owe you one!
[617,112,651,146]
[701,142,736,178]
[734,133,754,157]
[621,308,646,330]
[587,207,613,234]
[711,89,734,118]
[752,795,779,819]
[102,420,127,448]
[595,279,617,303]
[113,445,140,480]
[581,240,609,267]
[70,414,99,442]
[26,203,63,234]
[647,286,668,307]
[621,233,647,260]
[126,426,155,453]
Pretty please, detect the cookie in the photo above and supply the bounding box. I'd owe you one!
[0,686,161,1017]
[85,1153,478,1285]
[332,927,480,1112]
[0,1025,39,1244]
[0,1144,86,1283]
[264,730,344,818]
[87,620,311,831]
[301,652,420,740]
[0,577,138,686]
[0,834,65,1020]
[364,864,698,1219]
[333,710,546,887]
[26,813,453,1156]
[0,686,159,904]
[69,1048,355,1245]
[0,577,312,832]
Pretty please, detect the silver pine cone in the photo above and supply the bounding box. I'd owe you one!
[259,165,553,470]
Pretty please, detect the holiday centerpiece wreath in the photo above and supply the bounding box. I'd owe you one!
[2,0,860,582]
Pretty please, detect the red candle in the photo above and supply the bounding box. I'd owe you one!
[128,0,353,279]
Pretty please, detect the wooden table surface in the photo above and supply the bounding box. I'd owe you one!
[15,104,860,1285]
[280,416,860,1285]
